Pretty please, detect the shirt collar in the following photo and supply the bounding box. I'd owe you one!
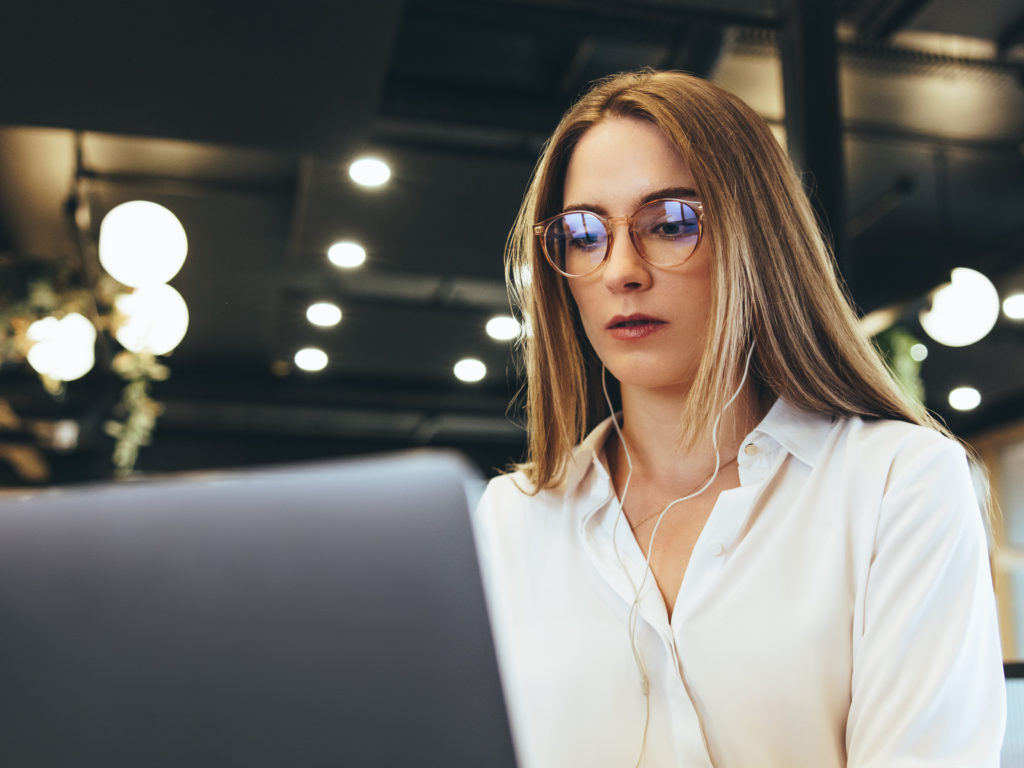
[562,397,834,496]
[563,414,618,497]
[750,397,835,468]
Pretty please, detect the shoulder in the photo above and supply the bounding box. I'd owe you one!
[832,416,982,544]
[762,399,965,487]
[836,415,970,492]
[840,413,956,454]
[479,470,536,509]
[769,401,978,525]
[475,469,563,523]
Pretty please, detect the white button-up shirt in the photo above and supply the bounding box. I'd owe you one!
[474,399,1005,767]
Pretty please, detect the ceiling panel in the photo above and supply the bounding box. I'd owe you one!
[292,149,535,280]
[2,0,1024,484]
[0,1,404,154]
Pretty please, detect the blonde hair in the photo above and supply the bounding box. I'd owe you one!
[506,69,949,492]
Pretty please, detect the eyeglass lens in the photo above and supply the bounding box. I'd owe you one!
[544,199,699,276]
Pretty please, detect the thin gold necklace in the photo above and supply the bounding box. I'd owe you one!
[625,454,738,530]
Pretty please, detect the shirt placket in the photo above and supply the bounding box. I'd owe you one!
[576,461,713,767]
[667,436,785,765]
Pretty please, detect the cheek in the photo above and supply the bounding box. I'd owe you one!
[567,282,596,323]
[566,285,601,343]
[566,284,603,352]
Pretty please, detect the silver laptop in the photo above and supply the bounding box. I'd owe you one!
[0,450,517,767]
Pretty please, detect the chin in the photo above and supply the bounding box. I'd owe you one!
[602,359,696,394]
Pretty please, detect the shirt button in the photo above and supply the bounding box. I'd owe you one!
[743,442,759,456]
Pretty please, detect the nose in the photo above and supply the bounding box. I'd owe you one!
[602,224,652,293]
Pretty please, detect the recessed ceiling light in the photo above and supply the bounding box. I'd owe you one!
[454,358,486,383]
[348,157,391,187]
[486,315,520,341]
[327,241,366,269]
[306,302,342,327]
[909,343,928,362]
[948,386,981,411]
[294,347,328,372]
[1003,293,1024,320]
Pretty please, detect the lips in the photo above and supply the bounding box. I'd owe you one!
[606,314,668,340]
[607,314,667,329]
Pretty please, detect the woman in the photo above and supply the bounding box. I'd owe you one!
[474,70,1005,767]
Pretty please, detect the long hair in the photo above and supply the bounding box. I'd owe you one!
[507,69,949,492]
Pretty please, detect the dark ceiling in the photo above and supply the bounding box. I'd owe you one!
[2,0,1024,485]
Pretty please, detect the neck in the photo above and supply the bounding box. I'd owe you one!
[611,380,765,486]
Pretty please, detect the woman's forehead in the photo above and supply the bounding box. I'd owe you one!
[561,117,696,212]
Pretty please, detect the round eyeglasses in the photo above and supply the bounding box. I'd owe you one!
[533,198,704,278]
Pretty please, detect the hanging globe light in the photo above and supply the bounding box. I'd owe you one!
[26,313,97,381]
[99,201,188,288]
[114,284,189,355]
[918,268,999,347]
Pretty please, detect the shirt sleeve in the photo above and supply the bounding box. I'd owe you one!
[847,434,1006,767]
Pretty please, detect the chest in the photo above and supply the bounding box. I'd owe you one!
[501,473,862,766]
[622,472,737,620]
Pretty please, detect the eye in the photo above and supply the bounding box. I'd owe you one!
[560,213,606,251]
[568,230,604,250]
[649,219,698,239]
[637,200,700,241]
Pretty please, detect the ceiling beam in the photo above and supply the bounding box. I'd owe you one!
[0,1,404,154]
[401,0,782,36]
[997,13,1024,56]
[849,0,932,41]
[778,0,849,284]
[158,399,524,443]
[660,21,727,77]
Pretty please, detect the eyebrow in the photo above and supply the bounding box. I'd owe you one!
[562,186,700,215]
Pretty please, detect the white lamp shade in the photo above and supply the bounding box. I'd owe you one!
[918,268,999,347]
[99,201,188,288]
[115,284,189,355]
[26,313,97,381]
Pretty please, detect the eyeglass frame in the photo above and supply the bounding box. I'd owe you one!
[533,198,705,278]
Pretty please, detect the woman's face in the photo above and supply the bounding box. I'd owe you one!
[562,116,713,395]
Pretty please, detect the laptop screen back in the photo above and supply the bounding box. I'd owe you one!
[1005,662,1024,766]
[0,451,516,767]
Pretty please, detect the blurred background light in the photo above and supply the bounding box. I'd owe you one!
[327,241,366,268]
[114,284,189,355]
[1003,293,1024,320]
[306,302,342,327]
[348,157,391,187]
[486,315,520,341]
[294,347,328,372]
[909,343,928,362]
[98,201,187,287]
[51,420,80,451]
[26,313,96,381]
[454,358,486,382]
[918,267,999,347]
[948,386,981,411]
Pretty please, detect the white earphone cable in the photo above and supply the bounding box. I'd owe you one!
[603,343,755,768]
